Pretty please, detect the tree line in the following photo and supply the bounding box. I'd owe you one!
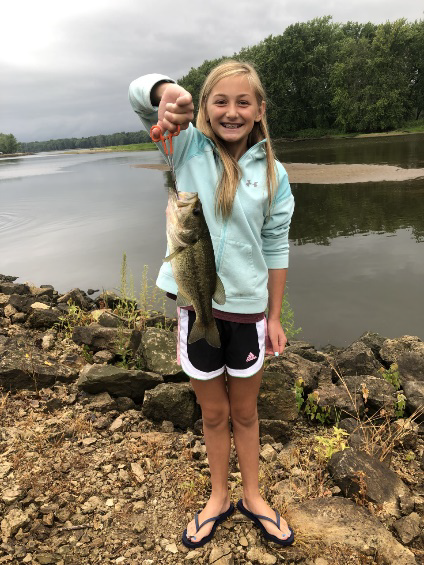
[17,130,151,154]
[5,17,423,154]
[178,17,424,135]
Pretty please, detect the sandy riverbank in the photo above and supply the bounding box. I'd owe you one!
[131,162,424,184]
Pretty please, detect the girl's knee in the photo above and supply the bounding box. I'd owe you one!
[230,404,258,428]
[201,402,231,429]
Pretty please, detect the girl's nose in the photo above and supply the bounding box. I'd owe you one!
[226,104,238,118]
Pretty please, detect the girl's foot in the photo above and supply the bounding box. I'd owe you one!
[185,494,231,543]
[242,495,291,540]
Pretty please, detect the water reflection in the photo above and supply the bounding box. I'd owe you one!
[290,179,424,245]
[275,132,424,169]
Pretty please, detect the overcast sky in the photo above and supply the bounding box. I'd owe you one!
[1,0,423,143]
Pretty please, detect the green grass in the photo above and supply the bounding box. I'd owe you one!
[104,142,157,151]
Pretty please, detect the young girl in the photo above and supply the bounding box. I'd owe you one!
[129,61,295,548]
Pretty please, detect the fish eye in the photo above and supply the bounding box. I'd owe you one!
[193,208,200,216]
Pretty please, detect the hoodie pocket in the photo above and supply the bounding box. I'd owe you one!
[211,235,257,299]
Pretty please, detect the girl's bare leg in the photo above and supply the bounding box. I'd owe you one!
[185,374,232,542]
[227,369,292,540]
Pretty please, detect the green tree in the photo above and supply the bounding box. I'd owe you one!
[331,19,413,132]
[0,133,19,154]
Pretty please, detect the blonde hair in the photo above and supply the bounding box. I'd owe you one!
[196,60,277,219]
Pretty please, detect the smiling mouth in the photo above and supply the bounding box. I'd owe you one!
[221,123,243,129]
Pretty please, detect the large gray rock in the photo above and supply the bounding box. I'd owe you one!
[7,293,36,313]
[259,419,292,443]
[264,352,322,391]
[138,327,185,380]
[0,282,30,295]
[328,448,414,517]
[284,340,328,363]
[342,375,396,416]
[334,341,382,378]
[27,308,62,329]
[77,365,162,402]
[72,324,141,354]
[397,352,424,383]
[57,288,92,310]
[402,381,424,422]
[142,383,200,429]
[257,371,298,421]
[380,336,424,365]
[356,331,388,358]
[311,382,365,422]
[0,337,76,390]
[286,497,417,565]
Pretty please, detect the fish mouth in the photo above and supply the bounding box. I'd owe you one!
[174,192,199,207]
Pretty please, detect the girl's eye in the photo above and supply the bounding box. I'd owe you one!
[239,100,249,106]
[215,100,226,105]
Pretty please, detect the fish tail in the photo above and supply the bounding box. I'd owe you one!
[189,318,221,348]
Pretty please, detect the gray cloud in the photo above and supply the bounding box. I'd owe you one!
[2,0,422,142]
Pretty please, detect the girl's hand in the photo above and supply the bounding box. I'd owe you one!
[265,318,287,356]
[158,84,194,133]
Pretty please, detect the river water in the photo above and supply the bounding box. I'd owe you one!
[1,134,423,348]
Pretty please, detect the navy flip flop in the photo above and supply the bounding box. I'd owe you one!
[237,499,295,546]
[182,502,235,549]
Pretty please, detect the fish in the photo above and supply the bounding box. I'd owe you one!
[164,190,226,348]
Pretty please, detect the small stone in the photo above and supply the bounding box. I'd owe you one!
[393,512,421,544]
[34,553,58,564]
[81,496,103,514]
[315,559,329,565]
[165,542,178,554]
[42,512,54,526]
[209,546,234,564]
[2,488,23,504]
[260,444,277,462]
[115,558,126,564]
[106,499,114,507]
[130,463,145,483]
[161,420,174,433]
[185,550,201,560]
[239,535,248,547]
[246,547,277,564]
[110,417,124,432]
[81,437,97,446]
[22,555,32,563]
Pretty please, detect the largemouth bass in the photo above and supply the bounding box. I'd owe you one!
[164,191,226,348]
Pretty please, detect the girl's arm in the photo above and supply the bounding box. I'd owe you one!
[266,268,288,355]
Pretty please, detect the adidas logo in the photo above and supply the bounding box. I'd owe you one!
[246,352,257,362]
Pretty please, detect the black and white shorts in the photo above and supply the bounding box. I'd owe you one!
[177,308,266,380]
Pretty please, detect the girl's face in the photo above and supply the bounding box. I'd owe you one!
[206,74,265,159]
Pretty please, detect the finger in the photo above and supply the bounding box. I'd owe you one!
[161,118,178,133]
[164,111,193,126]
[175,93,193,106]
[166,102,194,117]
[278,332,287,354]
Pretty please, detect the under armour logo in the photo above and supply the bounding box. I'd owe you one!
[246,180,258,187]
[246,352,257,362]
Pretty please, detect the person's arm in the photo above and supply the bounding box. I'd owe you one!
[267,268,288,355]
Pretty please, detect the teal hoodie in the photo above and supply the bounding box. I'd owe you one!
[128,73,295,315]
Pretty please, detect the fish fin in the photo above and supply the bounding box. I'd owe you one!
[176,292,192,307]
[163,247,184,262]
[212,275,226,305]
[188,318,221,348]
[188,318,206,345]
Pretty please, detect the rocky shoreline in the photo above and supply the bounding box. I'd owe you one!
[0,274,423,565]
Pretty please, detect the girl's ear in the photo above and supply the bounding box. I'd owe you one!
[255,100,266,122]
